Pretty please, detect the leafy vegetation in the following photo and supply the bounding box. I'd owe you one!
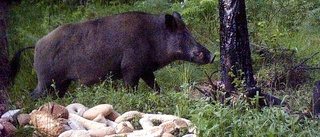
[8,0,320,136]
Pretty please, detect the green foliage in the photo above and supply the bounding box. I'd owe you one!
[7,0,320,136]
[134,0,172,13]
[171,0,220,45]
[246,0,320,67]
[192,97,320,136]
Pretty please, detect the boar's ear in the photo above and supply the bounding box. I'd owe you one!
[172,12,182,19]
[165,14,178,32]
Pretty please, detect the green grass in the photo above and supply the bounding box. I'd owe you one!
[8,0,320,136]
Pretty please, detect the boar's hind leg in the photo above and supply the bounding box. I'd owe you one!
[31,79,56,101]
[30,79,71,100]
[141,72,160,92]
[31,82,49,101]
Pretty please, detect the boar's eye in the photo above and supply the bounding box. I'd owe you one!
[178,32,189,47]
[179,31,195,47]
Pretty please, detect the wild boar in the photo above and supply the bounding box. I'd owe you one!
[11,11,215,100]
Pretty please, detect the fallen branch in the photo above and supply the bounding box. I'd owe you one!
[196,70,288,108]
[290,52,319,72]
[298,67,320,70]
[246,87,287,107]
[310,81,320,116]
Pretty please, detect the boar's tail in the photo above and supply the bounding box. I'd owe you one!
[9,46,35,83]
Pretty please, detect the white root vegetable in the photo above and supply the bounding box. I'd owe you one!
[106,119,118,128]
[159,120,177,133]
[68,118,86,130]
[69,114,116,136]
[92,114,108,124]
[143,114,179,122]
[58,130,90,137]
[115,111,145,123]
[66,103,88,116]
[83,104,113,120]
[27,102,195,137]
[88,126,116,137]
[116,121,134,134]
[104,133,127,137]
[139,114,196,135]
[162,132,175,137]
[159,119,189,133]
[139,114,179,129]
[182,134,197,137]
[139,117,154,129]
[128,126,164,137]
[69,113,106,130]
[92,114,118,128]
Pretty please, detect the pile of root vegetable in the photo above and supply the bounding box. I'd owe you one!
[1,102,196,137]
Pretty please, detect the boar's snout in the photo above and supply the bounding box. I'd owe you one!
[209,53,215,64]
[191,49,215,64]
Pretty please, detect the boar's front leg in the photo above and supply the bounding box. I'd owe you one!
[141,72,160,92]
[121,66,140,91]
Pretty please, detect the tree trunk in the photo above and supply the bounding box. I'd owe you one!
[311,81,320,116]
[219,0,255,92]
[0,0,10,114]
[218,0,285,107]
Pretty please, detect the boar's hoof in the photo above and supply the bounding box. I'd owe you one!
[30,91,47,101]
